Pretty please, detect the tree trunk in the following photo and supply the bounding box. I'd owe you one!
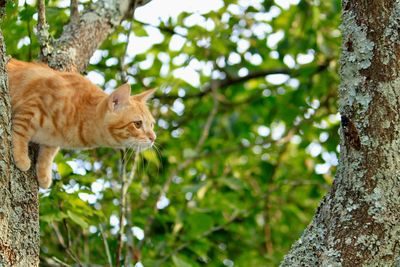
[0,0,150,265]
[282,1,400,265]
[0,29,40,267]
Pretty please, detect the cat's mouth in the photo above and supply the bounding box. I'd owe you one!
[127,140,153,151]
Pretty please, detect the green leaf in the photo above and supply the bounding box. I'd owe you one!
[186,213,214,237]
[41,211,68,223]
[172,255,193,267]
[183,148,196,158]
[134,26,149,37]
[67,211,89,228]
[219,177,245,191]
[57,162,73,177]
[142,149,160,167]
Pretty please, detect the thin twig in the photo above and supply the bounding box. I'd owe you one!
[99,224,113,267]
[40,255,72,267]
[116,150,140,267]
[124,193,138,265]
[52,222,83,266]
[115,150,127,267]
[62,219,73,249]
[52,222,66,247]
[51,256,73,267]
[134,20,187,38]
[195,81,219,151]
[70,0,79,24]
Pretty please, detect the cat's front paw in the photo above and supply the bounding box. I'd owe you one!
[14,157,31,171]
[37,174,52,189]
[37,165,53,189]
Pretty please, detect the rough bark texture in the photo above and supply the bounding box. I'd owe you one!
[0,0,150,265]
[282,1,400,266]
[0,30,40,266]
[46,0,151,72]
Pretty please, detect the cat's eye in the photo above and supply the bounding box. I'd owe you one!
[133,120,142,129]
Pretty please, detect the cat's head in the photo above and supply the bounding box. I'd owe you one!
[104,84,156,150]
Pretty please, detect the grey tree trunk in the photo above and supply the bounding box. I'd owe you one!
[0,0,150,265]
[282,1,400,265]
[0,29,40,267]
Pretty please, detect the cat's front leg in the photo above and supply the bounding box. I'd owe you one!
[12,132,31,171]
[36,145,59,189]
[12,114,35,171]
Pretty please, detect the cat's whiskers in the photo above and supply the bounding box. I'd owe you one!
[147,143,162,177]
[152,143,163,166]
[122,148,130,164]
[126,144,137,164]
[153,142,163,156]
[140,152,145,179]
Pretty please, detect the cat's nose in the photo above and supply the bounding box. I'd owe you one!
[148,133,156,143]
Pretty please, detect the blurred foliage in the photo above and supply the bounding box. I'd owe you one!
[3,0,341,266]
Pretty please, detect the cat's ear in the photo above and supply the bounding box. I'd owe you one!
[132,88,156,103]
[109,83,131,111]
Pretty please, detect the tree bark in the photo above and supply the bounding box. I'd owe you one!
[0,0,150,265]
[45,0,151,72]
[0,29,40,267]
[282,1,400,265]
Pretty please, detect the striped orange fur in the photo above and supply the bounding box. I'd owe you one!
[7,59,156,189]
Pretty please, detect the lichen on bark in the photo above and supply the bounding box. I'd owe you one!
[46,0,150,72]
[281,1,400,266]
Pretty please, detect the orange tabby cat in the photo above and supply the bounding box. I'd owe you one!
[7,59,156,189]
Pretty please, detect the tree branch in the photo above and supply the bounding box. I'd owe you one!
[116,150,140,267]
[52,222,82,266]
[36,0,51,60]
[156,61,330,100]
[47,0,152,72]
[70,0,79,24]
[99,224,113,267]
[134,20,188,38]
[156,68,288,100]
